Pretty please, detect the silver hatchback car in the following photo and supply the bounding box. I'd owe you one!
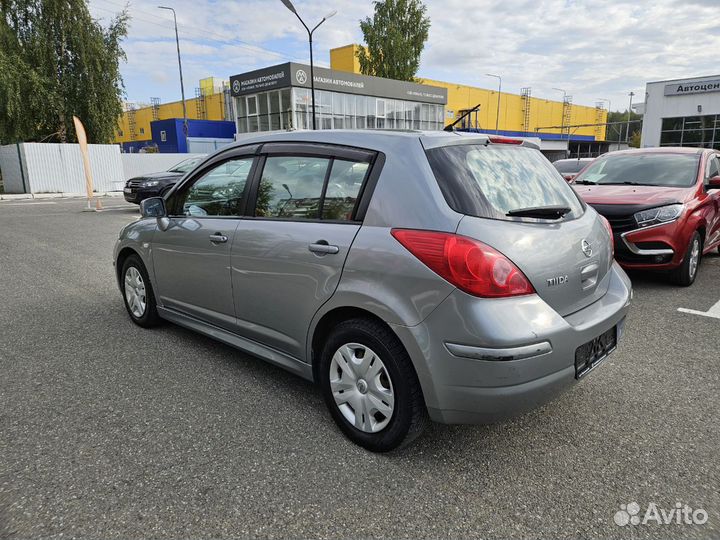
[114,130,632,451]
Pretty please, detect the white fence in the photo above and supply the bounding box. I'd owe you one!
[187,137,233,154]
[120,153,204,187]
[0,143,203,194]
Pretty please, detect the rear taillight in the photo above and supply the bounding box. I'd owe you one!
[599,215,614,258]
[391,229,535,298]
[488,136,523,145]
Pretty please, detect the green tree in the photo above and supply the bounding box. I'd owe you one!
[0,0,128,144]
[607,110,643,146]
[357,0,430,82]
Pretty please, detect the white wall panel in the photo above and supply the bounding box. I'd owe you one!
[0,144,27,193]
[120,153,205,183]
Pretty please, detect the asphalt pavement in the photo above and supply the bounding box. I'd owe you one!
[0,197,718,539]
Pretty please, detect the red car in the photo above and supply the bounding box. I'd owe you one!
[572,147,720,285]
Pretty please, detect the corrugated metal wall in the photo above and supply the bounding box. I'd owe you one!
[0,144,205,194]
[186,137,233,154]
[21,143,125,193]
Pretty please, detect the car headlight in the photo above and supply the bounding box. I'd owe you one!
[634,203,684,228]
[141,180,160,187]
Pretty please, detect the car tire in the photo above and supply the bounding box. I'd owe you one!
[673,231,702,287]
[121,254,160,328]
[318,318,428,452]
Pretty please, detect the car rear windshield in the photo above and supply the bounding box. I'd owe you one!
[574,153,700,187]
[426,144,584,221]
[169,157,203,174]
[554,160,588,173]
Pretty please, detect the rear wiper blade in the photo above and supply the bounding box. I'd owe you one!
[506,205,571,219]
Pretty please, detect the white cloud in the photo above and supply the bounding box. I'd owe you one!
[89,0,720,112]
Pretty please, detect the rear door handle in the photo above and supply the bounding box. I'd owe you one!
[308,242,339,255]
[209,233,228,244]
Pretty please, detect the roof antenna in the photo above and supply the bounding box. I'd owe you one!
[444,103,482,132]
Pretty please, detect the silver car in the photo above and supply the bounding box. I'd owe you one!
[114,130,632,452]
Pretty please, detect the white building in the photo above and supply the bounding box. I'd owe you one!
[641,74,720,149]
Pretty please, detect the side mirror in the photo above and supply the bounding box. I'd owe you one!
[140,197,167,218]
[708,175,720,188]
[563,173,576,182]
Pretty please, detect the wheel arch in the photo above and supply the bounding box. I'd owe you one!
[115,247,140,285]
[309,306,406,384]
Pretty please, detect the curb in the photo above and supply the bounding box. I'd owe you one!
[0,191,124,201]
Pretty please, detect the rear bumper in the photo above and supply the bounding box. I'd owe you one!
[392,262,632,424]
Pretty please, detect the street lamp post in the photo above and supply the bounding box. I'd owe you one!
[485,74,501,134]
[626,91,635,143]
[158,6,188,147]
[280,0,336,130]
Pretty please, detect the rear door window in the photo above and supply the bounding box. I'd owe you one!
[256,156,328,219]
[254,155,371,221]
[426,144,584,221]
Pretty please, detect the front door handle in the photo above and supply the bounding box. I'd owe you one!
[209,233,228,244]
[308,242,339,255]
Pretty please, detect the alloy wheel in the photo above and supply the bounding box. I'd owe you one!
[329,343,395,433]
[689,238,700,279]
[124,266,147,318]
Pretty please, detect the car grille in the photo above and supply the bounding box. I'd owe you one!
[126,179,143,188]
[605,215,637,234]
[588,204,638,234]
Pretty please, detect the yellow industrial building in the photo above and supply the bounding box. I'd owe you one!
[115,44,607,146]
[329,44,606,140]
[115,77,229,145]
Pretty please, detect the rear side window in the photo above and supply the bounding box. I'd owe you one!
[426,144,584,221]
[324,160,368,220]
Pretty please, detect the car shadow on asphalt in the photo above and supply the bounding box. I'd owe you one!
[623,250,720,289]
[144,311,567,460]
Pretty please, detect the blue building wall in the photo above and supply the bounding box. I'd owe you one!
[150,119,236,153]
[458,128,596,142]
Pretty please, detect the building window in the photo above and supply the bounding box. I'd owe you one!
[118,130,124,137]
[294,87,310,130]
[247,95,259,133]
[160,130,167,142]
[237,87,445,134]
[660,114,719,149]
[139,127,145,135]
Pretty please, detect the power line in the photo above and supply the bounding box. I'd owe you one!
[91,0,301,61]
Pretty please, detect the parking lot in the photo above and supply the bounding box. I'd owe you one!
[0,196,718,539]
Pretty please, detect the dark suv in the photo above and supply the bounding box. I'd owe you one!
[123,156,204,204]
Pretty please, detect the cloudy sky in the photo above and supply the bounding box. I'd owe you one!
[88,0,720,112]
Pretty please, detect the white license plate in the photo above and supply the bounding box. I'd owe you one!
[123,187,132,193]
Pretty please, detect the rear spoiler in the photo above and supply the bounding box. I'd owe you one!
[487,136,540,151]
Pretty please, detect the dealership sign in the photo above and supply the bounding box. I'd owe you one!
[230,62,447,104]
[664,79,720,96]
